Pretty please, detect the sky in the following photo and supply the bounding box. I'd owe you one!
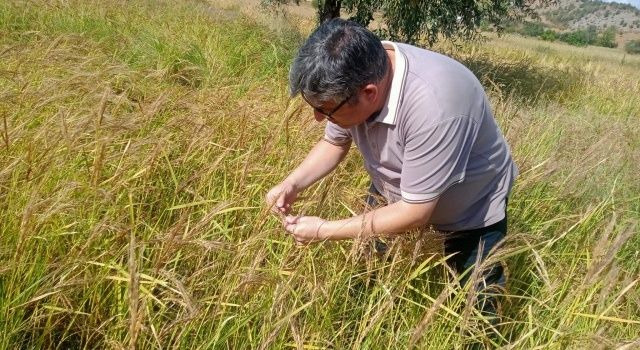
[600,0,640,9]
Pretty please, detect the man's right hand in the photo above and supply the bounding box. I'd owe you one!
[266,181,299,216]
[265,139,349,217]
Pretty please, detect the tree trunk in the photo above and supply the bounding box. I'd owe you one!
[318,0,342,23]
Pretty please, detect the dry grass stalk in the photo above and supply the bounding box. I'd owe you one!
[409,284,454,348]
[91,88,110,186]
[2,111,8,150]
[584,220,637,286]
[128,221,141,350]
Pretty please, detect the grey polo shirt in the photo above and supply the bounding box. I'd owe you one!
[324,42,518,232]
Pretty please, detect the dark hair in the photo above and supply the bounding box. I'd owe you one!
[289,18,388,104]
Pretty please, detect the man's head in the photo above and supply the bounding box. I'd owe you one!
[289,18,390,127]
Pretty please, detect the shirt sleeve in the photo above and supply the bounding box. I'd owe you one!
[323,121,352,146]
[400,115,479,203]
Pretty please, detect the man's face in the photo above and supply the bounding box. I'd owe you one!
[303,89,375,129]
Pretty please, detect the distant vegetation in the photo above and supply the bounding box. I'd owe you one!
[502,21,619,48]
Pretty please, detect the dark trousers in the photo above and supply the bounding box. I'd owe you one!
[443,217,506,319]
[366,184,506,315]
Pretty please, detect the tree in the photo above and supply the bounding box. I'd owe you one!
[596,26,618,48]
[263,0,545,45]
[318,0,342,23]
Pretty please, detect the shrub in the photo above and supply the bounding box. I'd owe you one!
[624,39,640,54]
[521,21,545,37]
[540,29,557,41]
[596,26,618,48]
[559,29,594,46]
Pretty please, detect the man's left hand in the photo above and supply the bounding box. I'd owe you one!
[283,215,327,245]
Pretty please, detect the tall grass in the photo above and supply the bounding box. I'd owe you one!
[1,0,639,349]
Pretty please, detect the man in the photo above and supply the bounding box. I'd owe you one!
[266,19,517,301]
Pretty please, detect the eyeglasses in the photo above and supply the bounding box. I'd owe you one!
[300,91,351,121]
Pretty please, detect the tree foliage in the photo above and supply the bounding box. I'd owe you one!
[596,26,617,48]
[263,0,543,45]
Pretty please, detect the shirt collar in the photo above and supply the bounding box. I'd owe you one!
[370,41,407,126]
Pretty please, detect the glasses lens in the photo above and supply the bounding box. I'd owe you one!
[300,91,350,118]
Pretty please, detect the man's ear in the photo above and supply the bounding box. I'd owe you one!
[361,83,379,103]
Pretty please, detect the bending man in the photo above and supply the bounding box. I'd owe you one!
[266,19,518,303]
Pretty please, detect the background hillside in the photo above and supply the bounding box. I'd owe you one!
[536,0,640,32]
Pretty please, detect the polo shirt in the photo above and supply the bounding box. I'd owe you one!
[323,41,518,232]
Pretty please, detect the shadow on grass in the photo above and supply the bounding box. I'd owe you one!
[459,56,584,106]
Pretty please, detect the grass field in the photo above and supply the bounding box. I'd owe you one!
[1,0,639,349]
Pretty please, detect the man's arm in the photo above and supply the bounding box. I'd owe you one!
[284,139,350,191]
[266,139,350,215]
[284,199,438,244]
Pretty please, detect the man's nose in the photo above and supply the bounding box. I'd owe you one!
[313,111,325,122]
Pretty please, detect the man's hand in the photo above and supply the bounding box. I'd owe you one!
[283,215,327,245]
[266,181,298,216]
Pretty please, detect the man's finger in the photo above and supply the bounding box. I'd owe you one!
[285,224,296,236]
[276,195,285,208]
[284,215,300,224]
[267,196,282,214]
